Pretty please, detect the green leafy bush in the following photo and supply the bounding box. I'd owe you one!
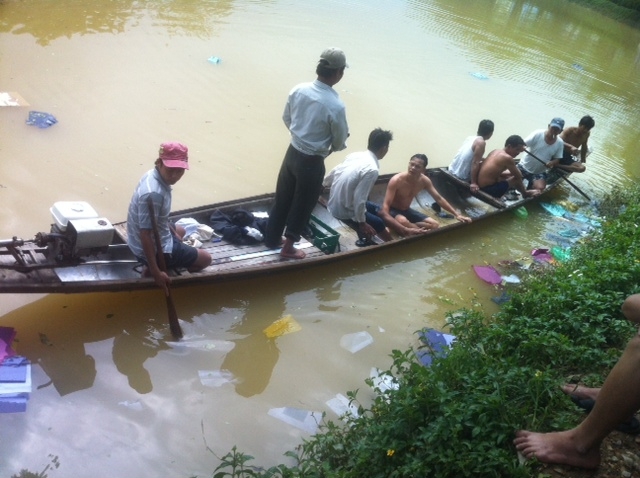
[210,184,640,478]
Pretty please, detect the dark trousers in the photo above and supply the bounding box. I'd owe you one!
[265,144,325,247]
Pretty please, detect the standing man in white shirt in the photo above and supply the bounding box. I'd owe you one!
[323,128,394,244]
[265,47,350,259]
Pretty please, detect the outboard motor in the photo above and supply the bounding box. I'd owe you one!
[37,201,114,263]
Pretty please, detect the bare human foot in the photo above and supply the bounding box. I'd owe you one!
[513,429,601,469]
[561,384,600,401]
[280,246,306,259]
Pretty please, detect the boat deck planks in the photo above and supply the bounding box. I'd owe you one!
[0,168,571,294]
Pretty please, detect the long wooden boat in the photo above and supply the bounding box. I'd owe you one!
[0,168,569,294]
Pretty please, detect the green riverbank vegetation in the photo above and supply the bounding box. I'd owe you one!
[209,184,640,477]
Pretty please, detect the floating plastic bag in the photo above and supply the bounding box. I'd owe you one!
[551,246,571,262]
[263,315,301,338]
[26,111,57,128]
[513,206,528,219]
[417,328,456,367]
[207,56,221,64]
[268,407,321,434]
[340,331,373,353]
[473,265,502,285]
[540,202,567,217]
[326,393,359,419]
[531,248,553,263]
[369,367,399,393]
[198,370,237,388]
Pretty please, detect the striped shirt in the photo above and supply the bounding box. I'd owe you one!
[126,168,173,260]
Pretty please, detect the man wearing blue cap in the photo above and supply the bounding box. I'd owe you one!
[517,118,566,191]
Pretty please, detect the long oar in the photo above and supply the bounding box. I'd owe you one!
[147,197,183,339]
[523,148,591,201]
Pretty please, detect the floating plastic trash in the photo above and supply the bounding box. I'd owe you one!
[546,233,575,248]
[551,246,571,262]
[0,326,17,362]
[572,63,584,71]
[207,56,221,64]
[531,248,553,263]
[118,400,144,411]
[340,331,373,353]
[326,393,359,419]
[540,202,567,217]
[166,339,235,352]
[268,407,321,434]
[369,367,399,393]
[26,111,57,128]
[470,72,488,80]
[0,327,31,413]
[473,265,502,285]
[501,274,521,284]
[264,315,301,338]
[491,291,511,305]
[417,328,456,367]
[513,206,528,219]
[0,92,28,107]
[198,370,236,388]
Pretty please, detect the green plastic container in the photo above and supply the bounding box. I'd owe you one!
[308,215,341,254]
[513,206,528,219]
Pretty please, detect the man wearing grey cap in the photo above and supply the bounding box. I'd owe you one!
[264,47,350,259]
[517,118,565,191]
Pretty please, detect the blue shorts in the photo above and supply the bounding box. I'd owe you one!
[560,150,578,166]
[517,163,547,186]
[138,230,198,270]
[480,180,509,198]
[364,201,388,232]
[389,206,427,224]
[344,202,387,237]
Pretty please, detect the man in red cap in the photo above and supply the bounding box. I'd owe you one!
[127,142,211,293]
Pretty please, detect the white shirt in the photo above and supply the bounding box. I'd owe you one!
[283,80,349,158]
[449,135,479,182]
[520,129,564,174]
[323,150,379,223]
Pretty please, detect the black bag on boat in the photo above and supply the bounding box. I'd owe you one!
[209,209,267,245]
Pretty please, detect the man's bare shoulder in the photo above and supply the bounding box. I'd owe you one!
[485,148,507,161]
[561,127,581,140]
[419,173,435,189]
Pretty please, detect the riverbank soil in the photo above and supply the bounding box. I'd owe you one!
[537,431,640,478]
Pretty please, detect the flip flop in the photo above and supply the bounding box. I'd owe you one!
[570,395,640,435]
[570,395,595,412]
[616,417,640,435]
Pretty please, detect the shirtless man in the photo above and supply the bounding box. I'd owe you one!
[377,154,471,237]
[558,115,595,173]
[515,293,640,470]
[477,135,540,199]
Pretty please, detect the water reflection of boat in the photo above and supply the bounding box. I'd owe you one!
[0,168,567,294]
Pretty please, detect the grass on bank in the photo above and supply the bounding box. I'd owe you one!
[208,184,640,478]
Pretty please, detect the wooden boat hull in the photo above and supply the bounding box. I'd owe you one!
[0,168,567,294]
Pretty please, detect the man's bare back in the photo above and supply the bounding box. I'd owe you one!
[477,150,513,188]
[477,135,539,198]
